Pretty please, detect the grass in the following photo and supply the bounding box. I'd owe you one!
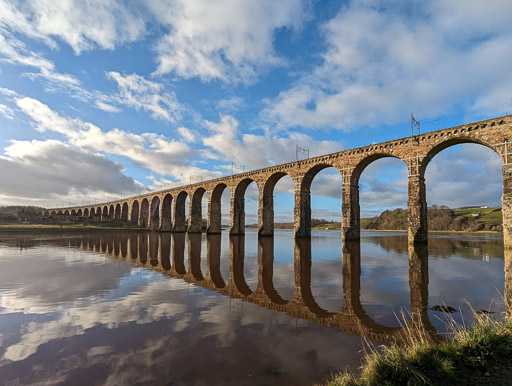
[323,311,512,386]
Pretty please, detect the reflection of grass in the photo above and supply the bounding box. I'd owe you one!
[324,312,512,385]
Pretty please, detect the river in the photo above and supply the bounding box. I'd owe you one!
[0,230,507,385]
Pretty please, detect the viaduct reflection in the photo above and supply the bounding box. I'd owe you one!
[62,232,448,344]
[2,232,511,343]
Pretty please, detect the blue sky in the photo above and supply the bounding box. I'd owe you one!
[0,0,510,221]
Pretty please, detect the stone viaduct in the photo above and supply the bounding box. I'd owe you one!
[42,115,512,246]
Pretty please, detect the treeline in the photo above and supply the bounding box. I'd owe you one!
[361,206,502,232]
[0,206,44,223]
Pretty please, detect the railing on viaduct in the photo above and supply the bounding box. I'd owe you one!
[42,115,512,246]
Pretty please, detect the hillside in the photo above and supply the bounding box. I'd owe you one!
[361,206,502,232]
[248,206,502,233]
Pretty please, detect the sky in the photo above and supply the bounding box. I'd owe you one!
[0,0,511,221]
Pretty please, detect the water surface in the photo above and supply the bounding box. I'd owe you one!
[0,230,508,385]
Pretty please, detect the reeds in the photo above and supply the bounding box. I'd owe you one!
[323,308,512,385]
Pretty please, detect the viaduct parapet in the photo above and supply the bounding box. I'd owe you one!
[42,115,512,246]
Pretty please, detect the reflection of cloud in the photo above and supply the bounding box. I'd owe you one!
[3,279,189,362]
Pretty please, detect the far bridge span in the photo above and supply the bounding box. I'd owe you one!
[43,115,512,247]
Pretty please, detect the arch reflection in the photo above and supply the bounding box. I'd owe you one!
[65,232,446,345]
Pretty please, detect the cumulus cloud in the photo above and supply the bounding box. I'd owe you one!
[14,96,210,182]
[263,0,512,130]
[0,139,139,202]
[0,0,145,55]
[149,0,305,83]
[425,144,502,208]
[202,114,341,170]
[106,72,182,122]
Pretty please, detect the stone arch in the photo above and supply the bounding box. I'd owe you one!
[96,207,102,221]
[108,204,115,221]
[77,209,83,218]
[208,183,229,234]
[115,203,121,222]
[230,178,259,235]
[44,211,50,217]
[420,137,501,176]
[102,206,108,221]
[350,153,407,185]
[344,154,408,241]
[121,202,129,222]
[419,139,506,243]
[161,194,173,231]
[131,200,139,224]
[90,207,96,220]
[140,198,149,229]
[295,163,339,237]
[71,210,76,217]
[150,196,161,230]
[260,172,295,236]
[173,191,188,233]
[50,211,56,219]
[83,208,89,218]
[189,187,207,233]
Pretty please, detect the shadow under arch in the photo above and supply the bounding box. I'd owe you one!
[189,187,207,233]
[208,183,229,234]
[115,203,121,222]
[259,172,294,237]
[161,194,173,231]
[150,196,160,231]
[140,199,149,229]
[173,191,188,233]
[230,178,259,236]
[121,202,129,222]
[296,163,340,237]
[129,201,138,225]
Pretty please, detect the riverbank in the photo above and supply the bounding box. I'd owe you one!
[324,314,512,385]
[0,223,143,232]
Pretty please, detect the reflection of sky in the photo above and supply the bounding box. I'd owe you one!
[0,230,507,384]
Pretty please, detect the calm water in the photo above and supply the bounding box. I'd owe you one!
[0,230,508,385]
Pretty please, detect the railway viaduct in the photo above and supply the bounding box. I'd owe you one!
[42,115,512,246]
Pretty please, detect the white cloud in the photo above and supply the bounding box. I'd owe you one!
[216,96,245,112]
[95,101,121,113]
[0,139,138,202]
[263,0,512,130]
[0,0,146,55]
[0,103,14,119]
[177,127,195,143]
[149,0,305,83]
[202,115,341,170]
[14,96,219,184]
[106,72,182,122]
